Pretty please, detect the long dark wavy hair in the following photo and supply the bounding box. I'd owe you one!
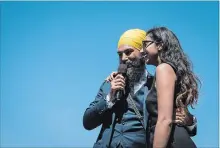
[147,27,201,108]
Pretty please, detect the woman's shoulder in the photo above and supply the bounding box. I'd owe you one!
[156,63,176,75]
[155,62,177,83]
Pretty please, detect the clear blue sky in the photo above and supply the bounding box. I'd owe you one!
[1,1,219,147]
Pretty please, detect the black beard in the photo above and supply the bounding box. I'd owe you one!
[125,58,145,94]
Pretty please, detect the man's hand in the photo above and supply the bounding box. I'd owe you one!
[174,101,194,126]
[105,72,118,82]
[109,74,126,101]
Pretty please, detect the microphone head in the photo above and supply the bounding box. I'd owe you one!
[118,64,127,75]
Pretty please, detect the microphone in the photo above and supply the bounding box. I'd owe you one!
[115,64,127,101]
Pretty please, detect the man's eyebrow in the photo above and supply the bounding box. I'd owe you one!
[117,48,133,54]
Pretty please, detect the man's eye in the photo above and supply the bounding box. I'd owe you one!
[125,50,132,56]
[118,53,122,57]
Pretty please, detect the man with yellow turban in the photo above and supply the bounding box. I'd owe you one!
[83,29,197,148]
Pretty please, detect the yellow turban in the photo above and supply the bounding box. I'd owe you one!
[118,29,146,51]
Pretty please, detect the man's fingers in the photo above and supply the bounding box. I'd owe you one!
[176,114,186,118]
[110,72,118,79]
[112,75,125,86]
[176,112,186,116]
[113,83,125,88]
[112,86,125,91]
[175,116,185,121]
[176,107,185,112]
[173,120,185,125]
[106,72,118,82]
[176,107,188,116]
[112,81,125,89]
[115,74,125,80]
[114,79,125,85]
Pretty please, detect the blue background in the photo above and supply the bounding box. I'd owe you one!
[1,1,219,147]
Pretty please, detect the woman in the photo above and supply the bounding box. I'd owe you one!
[140,27,200,148]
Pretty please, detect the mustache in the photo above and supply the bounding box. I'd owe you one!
[124,58,145,68]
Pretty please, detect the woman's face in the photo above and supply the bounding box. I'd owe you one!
[141,35,160,65]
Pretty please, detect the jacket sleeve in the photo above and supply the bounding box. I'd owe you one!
[83,81,111,130]
[185,116,197,137]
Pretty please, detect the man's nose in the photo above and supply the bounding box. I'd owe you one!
[122,53,128,62]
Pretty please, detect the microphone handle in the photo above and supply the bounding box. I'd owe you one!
[114,72,126,101]
[115,90,123,101]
